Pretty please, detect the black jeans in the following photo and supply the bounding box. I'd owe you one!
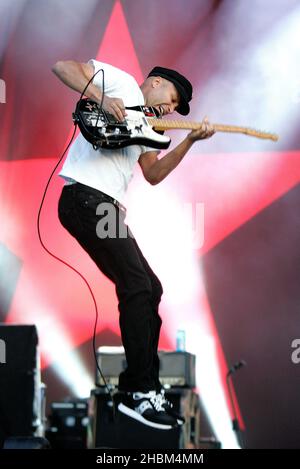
[58,182,163,393]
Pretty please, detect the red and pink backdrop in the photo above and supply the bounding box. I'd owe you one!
[0,0,300,448]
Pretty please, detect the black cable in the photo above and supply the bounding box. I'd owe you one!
[37,67,119,433]
[95,69,105,129]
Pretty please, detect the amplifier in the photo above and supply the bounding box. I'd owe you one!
[95,347,196,388]
[46,400,89,449]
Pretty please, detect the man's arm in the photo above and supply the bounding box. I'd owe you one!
[52,60,126,122]
[52,60,101,102]
[139,118,215,185]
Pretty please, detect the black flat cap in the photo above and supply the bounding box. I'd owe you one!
[147,66,193,115]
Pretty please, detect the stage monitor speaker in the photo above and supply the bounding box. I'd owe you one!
[88,387,200,449]
[0,324,43,448]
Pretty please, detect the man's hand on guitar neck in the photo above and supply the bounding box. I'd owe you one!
[187,116,215,142]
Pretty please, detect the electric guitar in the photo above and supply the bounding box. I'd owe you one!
[73,98,279,151]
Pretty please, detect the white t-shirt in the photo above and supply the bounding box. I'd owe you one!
[59,60,156,205]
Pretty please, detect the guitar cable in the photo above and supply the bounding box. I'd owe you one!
[37,67,120,428]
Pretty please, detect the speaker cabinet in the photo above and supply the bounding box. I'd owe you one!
[88,387,200,449]
[0,325,43,447]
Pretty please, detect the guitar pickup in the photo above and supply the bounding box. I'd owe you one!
[106,124,128,131]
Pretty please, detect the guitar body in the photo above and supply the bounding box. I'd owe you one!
[73,98,171,150]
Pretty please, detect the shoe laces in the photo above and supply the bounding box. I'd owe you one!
[149,393,165,412]
[156,389,173,409]
[132,390,164,412]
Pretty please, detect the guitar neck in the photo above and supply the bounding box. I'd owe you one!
[147,118,279,141]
